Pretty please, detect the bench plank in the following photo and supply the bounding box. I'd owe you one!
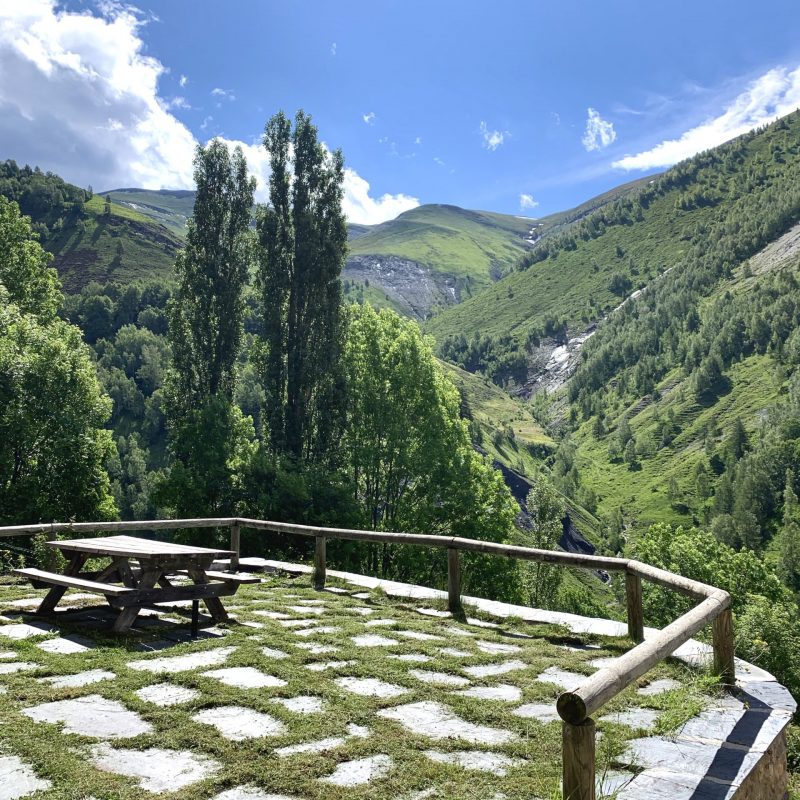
[200,570,261,584]
[13,568,134,597]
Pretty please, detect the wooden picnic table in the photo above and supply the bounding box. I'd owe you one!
[14,535,258,633]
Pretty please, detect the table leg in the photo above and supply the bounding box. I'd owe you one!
[112,567,161,634]
[37,553,88,615]
[187,567,229,623]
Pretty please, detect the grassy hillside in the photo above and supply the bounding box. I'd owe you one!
[102,188,196,237]
[348,204,535,283]
[46,195,182,291]
[424,118,800,344]
[438,360,553,471]
[426,188,699,342]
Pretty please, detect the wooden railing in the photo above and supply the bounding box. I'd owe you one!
[0,517,734,800]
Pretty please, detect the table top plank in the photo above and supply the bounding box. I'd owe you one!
[48,535,234,559]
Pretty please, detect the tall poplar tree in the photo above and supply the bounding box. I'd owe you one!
[164,140,256,516]
[258,110,347,464]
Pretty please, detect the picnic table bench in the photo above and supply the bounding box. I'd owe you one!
[13,535,259,633]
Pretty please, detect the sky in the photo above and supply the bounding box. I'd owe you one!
[2,1,800,224]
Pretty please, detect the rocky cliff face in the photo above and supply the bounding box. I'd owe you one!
[343,255,460,320]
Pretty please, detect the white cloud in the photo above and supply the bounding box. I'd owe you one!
[480,120,508,151]
[362,111,375,125]
[179,74,187,87]
[414,136,422,145]
[433,156,445,167]
[0,0,413,224]
[211,87,235,101]
[519,193,538,210]
[342,168,419,225]
[582,108,616,152]
[168,96,190,110]
[330,42,337,56]
[200,115,213,130]
[0,0,196,189]
[613,65,800,170]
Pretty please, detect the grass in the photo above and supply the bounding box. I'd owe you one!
[424,192,709,343]
[348,204,536,287]
[102,189,196,238]
[0,572,713,799]
[44,196,183,290]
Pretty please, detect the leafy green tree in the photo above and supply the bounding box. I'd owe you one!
[517,477,565,608]
[257,110,347,464]
[163,140,255,517]
[0,199,115,524]
[778,469,800,591]
[341,304,520,600]
[0,195,60,318]
[623,437,638,467]
[633,523,784,623]
[694,461,711,500]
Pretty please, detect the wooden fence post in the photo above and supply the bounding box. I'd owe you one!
[625,572,644,644]
[229,524,240,573]
[447,548,463,616]
[712,607,735,685]
[562,718,595,800]
[313,536,327,591]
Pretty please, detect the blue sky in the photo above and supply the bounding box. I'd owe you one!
[2,1,800,223]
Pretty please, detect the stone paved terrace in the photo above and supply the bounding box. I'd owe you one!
[0,563,794,800]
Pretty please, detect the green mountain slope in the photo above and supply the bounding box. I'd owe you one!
[103,188,196,237]
[46,194,183,291]
[0,164,184,291]
[349,204,536,280]
[424,124,800,345]
[503,112,800,561]
[570,236,800,539]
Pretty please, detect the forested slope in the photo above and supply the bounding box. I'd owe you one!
[0,162,183,290]
[426,112,800,354]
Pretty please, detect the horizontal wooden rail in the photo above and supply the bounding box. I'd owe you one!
[0,515,735,800]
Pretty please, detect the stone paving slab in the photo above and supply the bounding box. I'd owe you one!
[464,659,526,678]
[454,684,522,702]
[212,789,297,800]
[0,622,56,639]
[135,683,200,706]
[423,749,523,776]
[90,743,221,793]
[36,634,95,654]
[512,702,561,723]
[193,706,287,741]
[637,678,680,696]
[320,754,393,786]
[201,666,287,689]
[271,695,324,714]
[0,755,52,799]
[352,633,398,647]
[378,701,516,745]
[409,669,470,687]
[127,646,236,673]
[275,723,368,756]
[0,661,37,675]
[23,694,152,738]
[335,676,409,698]
[534,666,586,689]
[38,669,115,688]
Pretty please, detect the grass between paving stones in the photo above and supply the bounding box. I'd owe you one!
[0,574,718,799]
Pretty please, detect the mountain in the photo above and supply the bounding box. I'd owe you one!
[430,111,800,556]
[102,188,196,237]
[343,204,537,318]
[0,164,183,292]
